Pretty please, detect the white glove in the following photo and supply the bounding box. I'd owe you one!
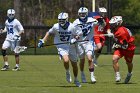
[13,35,20,40]
[107,32,114,37]
[70,38,77,44]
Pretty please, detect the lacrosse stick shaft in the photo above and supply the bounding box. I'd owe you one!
[94,34,109,37]
[44,39,89,46]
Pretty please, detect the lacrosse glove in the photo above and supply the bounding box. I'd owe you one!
[112,43,121,49]
[70,38,77,44]
[38,39,44,48]
[107,32,114,37]
[112,43,128,50]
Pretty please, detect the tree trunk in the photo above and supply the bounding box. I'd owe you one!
[14,0,21,20]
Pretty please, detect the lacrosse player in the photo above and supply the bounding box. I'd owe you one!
[38,12,82,87]
[93,7,113,66]
[0,9,24,71]
[73,7,98,83]
[109,16,135,83]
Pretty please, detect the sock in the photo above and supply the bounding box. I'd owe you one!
[81,71,84,74]
[90,72,94,77]
[66,69,70,73]
[74,77,78,81]
[116,72,120,76]
[127,72,132,76]
[16,64,19,67]
[5,62,9,66]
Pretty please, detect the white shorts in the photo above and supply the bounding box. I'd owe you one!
[57,45,69,60]
[69,44,78,62]
[2,40,20,52]
[78,41,94,59]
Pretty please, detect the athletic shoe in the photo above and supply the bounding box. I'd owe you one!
[115,75,121,82]
[91,75,96,83]
[81,72,87,83]
[1,65,9,71]
[93,60,98,67]
[74,80,81,87]
[66,72,72,83]
[12,66,20,71]
[124,73,132,84]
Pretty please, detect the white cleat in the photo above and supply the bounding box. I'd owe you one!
[124,73,132,84]
[66,72,72,83]
[81,72,87,83]
[91,75,96,83]
[94,63,98,67]
[93,60,98,67]
[74,80,81,87]
[115,75,121,82]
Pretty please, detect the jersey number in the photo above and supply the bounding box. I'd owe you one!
[7,28,14,34]
[60,35,70,41]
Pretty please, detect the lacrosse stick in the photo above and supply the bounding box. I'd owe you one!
[94,34,112,37]
[43,39,89,47]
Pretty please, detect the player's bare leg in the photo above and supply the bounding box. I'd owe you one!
[124,60,133,84]
[80,58,86,83]
[87,54,96,83]
[94,43,102,66]
[1,49,9,71]
[12,54,20,71]
[71,61,81,87]
[62,55,72,83]
[113,55,121,82]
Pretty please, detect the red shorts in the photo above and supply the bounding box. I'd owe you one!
[113,49,135,63]
[94,36,105,46]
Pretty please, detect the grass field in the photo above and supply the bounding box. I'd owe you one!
[0,55,139,93]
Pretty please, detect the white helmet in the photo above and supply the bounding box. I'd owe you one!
[98,7,107,17]
[58,12,68,26]
[7,9,15,19]
[99,7,107,13]
[78,7,88,20]
[109,16,123,25]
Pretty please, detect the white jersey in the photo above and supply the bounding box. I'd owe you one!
[73,17,97,58]
[48,22,82,48]
[4,19,24,41]
[73,17,96,41]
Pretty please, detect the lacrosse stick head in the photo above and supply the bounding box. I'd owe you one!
[14,46,27,53]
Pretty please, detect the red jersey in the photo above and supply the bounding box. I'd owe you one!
[113,26,136,51]
[94,16,110,45]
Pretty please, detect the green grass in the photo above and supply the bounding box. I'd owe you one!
[0,55,139,93]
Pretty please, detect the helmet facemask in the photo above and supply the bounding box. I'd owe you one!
[58,18,68,27]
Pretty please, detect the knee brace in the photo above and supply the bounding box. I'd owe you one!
[1,50,7,56]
